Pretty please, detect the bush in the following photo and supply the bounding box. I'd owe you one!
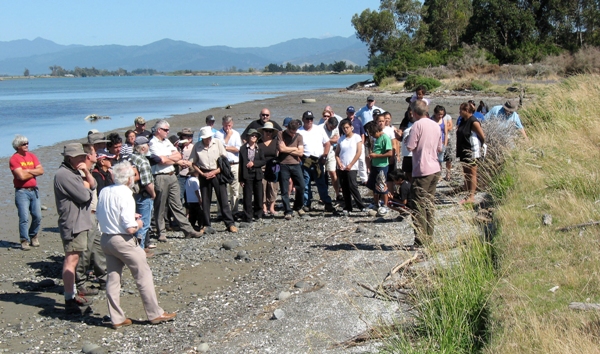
[403,75,442,92]
[447,44,490,72]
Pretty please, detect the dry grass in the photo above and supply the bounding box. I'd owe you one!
[485,74,600,353]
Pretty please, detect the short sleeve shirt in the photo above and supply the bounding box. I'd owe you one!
[338,134,362,170]
[371,134,392,167]
[190,139,227,170]
[298,125,329,157]
[149,136,177,174]
[9,152,40,188]
[278,130,303,165]
[214,129,242,163]
[484,105,524,129]
[185,177,200,203]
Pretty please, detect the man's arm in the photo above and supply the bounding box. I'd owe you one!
[144,183,156,199]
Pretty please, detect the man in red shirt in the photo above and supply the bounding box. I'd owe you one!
[9,135,44,250]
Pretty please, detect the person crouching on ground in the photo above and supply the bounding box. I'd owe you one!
[238,129,266,222]
[96,161,176,329]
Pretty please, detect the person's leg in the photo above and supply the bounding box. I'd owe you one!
[314,163,332,205]
[101,233,127,324]
[152,175,169,236]
[199,175,213,227]
[228,164,240,213]
[267,181,278,213]
[163,175,193,234]
[358,145,368,183]
[301,165,312,208]
[338,170,351,211]
[64,252,80,299]
[89,215,107,286]
[112,234,164,321]
[425,172,441,236]
[347,170,365,210]
[28,189,42,241]
[214,178,235,228]
[253,178,264,219]
[15,189,31,243]
[279,165,292,215]
[262,178,269,214]
[75,230,94,290]
[465,164,477,202]
[135,194,153,248]
[290,165,305,211]
[242,178,253,222]
[177,175,187,206]
[408,176,429,242]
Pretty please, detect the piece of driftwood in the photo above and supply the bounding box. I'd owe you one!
[569,302,600,311]
[558,220,600,232]
[357,282,394,300]
[333,324,403,348]
[384,252,420,281]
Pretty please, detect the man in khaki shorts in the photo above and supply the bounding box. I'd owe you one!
[54,143,96,314]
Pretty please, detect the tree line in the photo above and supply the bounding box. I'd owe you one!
[263,61,366,73]
[46,66,158,77]
[352,0,600,76]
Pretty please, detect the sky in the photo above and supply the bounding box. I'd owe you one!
[1,0,381,47]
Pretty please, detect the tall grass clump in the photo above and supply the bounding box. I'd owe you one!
[385,238,495,353]
[485,74,600,353]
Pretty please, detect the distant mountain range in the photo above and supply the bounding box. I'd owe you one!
[0,36,369,75]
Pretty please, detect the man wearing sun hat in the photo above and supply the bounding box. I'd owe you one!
[484,99,528,139]
[54,143,97,314]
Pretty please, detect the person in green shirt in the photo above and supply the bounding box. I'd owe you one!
[366,114,393,211]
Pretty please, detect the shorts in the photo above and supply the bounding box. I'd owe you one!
[62,230,88,253]
[325,152,336,172]
[367,165,389,195]
[401,156,413,176]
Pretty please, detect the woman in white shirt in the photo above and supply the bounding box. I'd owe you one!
[335,120,366,212]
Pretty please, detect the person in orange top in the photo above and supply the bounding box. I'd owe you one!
[9,135,44,250]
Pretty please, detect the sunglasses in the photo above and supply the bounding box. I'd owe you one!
[323,115,331,118]
[21,142,29,146]
[160,128,170,132]
[261,114,270,117]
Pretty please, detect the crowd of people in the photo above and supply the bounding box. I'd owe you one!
[8,91,527,328]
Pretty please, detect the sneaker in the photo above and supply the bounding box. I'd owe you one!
[157,234,168,242]
[377,206,389,216]
[30,235,40,247]
[324,203,336,212]
[342,210,349,216]
[77,286,99,296]
[21,240,31,251]
[228,225,238,233]
[297,208,306,216]
[284,214,292,220]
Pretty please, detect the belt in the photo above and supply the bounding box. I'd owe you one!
[16,187,37,191]
[154,171,175,176]
[229,161,239,165]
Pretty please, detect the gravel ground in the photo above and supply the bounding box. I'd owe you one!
[0,87,501,353]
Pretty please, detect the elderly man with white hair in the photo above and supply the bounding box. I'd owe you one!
[96,161,176,329]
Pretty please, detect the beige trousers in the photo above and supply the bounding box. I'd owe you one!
[101,233,163,324]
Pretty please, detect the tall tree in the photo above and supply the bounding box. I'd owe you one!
[423,0,472,51]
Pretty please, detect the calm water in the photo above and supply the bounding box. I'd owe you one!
[0,74,371,157]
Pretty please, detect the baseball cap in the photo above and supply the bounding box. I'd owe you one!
[346,106,355,113]
[206,115,216,123]
[282,117,293,127]
[134,116,146,125]
[302,111,315,120]
[367,95,375,101]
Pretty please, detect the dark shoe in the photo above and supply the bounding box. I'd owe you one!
[77,286,99,296]
[30,235,40,247]
[201,226,216,235]
[336,195,344,201]
[112,318,132,329]
[150,312,177,325]
[157,234,168,242]
[65,295,93,314]
[324,203,336,212]
[186,229,204,238]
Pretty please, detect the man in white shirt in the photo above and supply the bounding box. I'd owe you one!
[149,120,202,241]
[214,115,242,214]
[298,111,335,212]
[356,95,383,126]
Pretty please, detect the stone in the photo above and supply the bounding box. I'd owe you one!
[355,226,367,233]
[294,281,310,289]
[38,279,55,288]
[272,309,285,319]
[222,240,240,250]
[41,205,48,210]
[82,342,105,354]
[198,343,210,352]
[277,291,291,301]
[238,222,251,229]
[542,214,552,226]
[367,210,378,217]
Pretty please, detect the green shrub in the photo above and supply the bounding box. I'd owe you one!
[403,75,442,92]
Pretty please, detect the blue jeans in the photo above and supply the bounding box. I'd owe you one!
[302,162,332,207]
[15,188,42,242]
[134,194,153,249]
[279,164,305,215]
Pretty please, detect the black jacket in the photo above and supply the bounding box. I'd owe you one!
[217,156,234,184]
[238,144,266,181]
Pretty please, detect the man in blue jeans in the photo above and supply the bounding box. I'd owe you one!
[129,136,156,256]
[9,135,44,250]
[298,111,335,212]
[277,119,305,220]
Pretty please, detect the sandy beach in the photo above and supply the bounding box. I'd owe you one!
[0,87,509,353]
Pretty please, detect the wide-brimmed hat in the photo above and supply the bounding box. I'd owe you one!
[178,127,193,136]
[88,132,110,144]
[62,143,87,157]
[503,99,519,113]
[246,128,262,140]
[258,122,276,134]
[199,126,213,140]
